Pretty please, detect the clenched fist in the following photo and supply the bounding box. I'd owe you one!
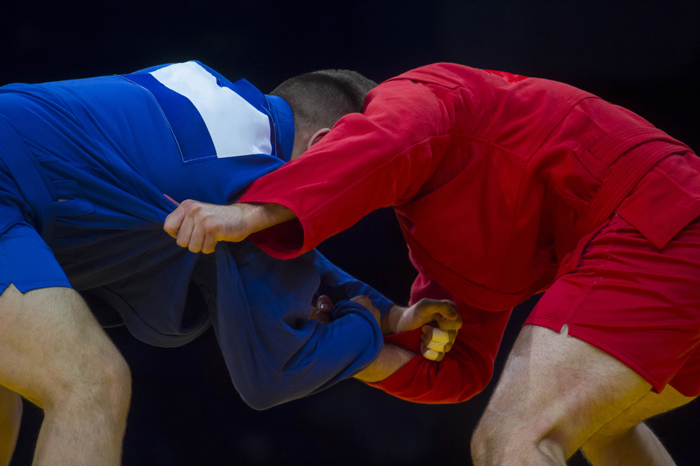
[163,200,295,254]
[382,299,462,362]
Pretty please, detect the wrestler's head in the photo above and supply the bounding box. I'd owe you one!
[270,70,377,160]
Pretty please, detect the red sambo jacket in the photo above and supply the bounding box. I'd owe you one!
[239,63,700,403]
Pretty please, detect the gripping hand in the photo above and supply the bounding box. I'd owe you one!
[382,299,462,362]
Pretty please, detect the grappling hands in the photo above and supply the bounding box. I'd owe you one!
[309,296,461,362]
[163,200,256,253]
[163,199,295,254]
[384,299,462,361]
[308,295,381,325]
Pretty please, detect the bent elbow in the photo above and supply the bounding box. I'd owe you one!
[452,365,494,403]
[234,374,294,411]
[452,382,486,404]
[239,388,287,411]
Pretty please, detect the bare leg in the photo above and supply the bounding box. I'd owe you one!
[0,284,131,466]
[581,387,694,466]
[0,385,21,466]
[471,325,657,466]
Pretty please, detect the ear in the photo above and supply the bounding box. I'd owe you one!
[306,128,332,150]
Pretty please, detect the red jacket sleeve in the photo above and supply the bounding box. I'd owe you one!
[367,272,512,404]
[238,79,452,259]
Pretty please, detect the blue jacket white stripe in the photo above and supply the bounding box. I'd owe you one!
[0,61,388,410]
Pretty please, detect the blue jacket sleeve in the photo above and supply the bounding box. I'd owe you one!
[314,252,395,318]
[208,242,384,410]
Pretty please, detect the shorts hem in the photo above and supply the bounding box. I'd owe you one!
[665,382,700,398]
[1,280,73,295]
[524,319,667,394]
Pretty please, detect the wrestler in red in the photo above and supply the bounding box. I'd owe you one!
[165,63,700,465]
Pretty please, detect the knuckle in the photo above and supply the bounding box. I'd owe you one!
[211,220,224,234]
[422,348,439,361]
[192,205,206,217]
[202,217,217,231]
[441,321,461,330]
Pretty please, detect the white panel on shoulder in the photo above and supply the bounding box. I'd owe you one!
[150,61,272,158]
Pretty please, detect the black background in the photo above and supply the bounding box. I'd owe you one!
[3,1,700,465]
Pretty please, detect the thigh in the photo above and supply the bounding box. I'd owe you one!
[477,325,652,461]
[0,284,122,407]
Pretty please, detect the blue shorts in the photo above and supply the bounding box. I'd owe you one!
[0,222,71,295]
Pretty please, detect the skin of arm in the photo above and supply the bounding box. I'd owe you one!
[353,344,416,383]
[355,300,462,382]
[311,303,418,384]
[310,295,410,383]
[164,78,448,257]
[382,301,461,360]
[163,200,293,254]
[166,197,473,395]
[312,296,462,383]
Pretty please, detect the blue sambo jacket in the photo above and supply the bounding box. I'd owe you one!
[0,61,389,409]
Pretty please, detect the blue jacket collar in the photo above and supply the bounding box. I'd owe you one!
[265,95,295,163]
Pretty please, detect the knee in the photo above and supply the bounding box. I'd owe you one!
[50,346,132,414]
[83,348,132,409]
[471,411,506,465]
[471,409,566,465]
[470,422,489,464]
[96,351,132,407]
[471,412,522,463]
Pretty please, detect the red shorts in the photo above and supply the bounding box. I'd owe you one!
[526,214,700,397]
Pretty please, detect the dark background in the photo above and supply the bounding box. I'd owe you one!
[3,1,700,464]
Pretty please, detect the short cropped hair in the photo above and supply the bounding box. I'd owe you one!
[270,70,377,135]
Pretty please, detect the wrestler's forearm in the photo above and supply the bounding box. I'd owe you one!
[163,200,297,253]
[238,202,297,235]
[353,344,416,383]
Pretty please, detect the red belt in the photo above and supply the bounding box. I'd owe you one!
[573,126,690,239]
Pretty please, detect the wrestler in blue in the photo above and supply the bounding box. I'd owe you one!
[0,62,461,465]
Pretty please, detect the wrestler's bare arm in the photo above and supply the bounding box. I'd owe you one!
[354,344,416,383]
[382,299,462,361]
[354,300,462,382]
[311,296,462,382]
[164,201,292,254]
